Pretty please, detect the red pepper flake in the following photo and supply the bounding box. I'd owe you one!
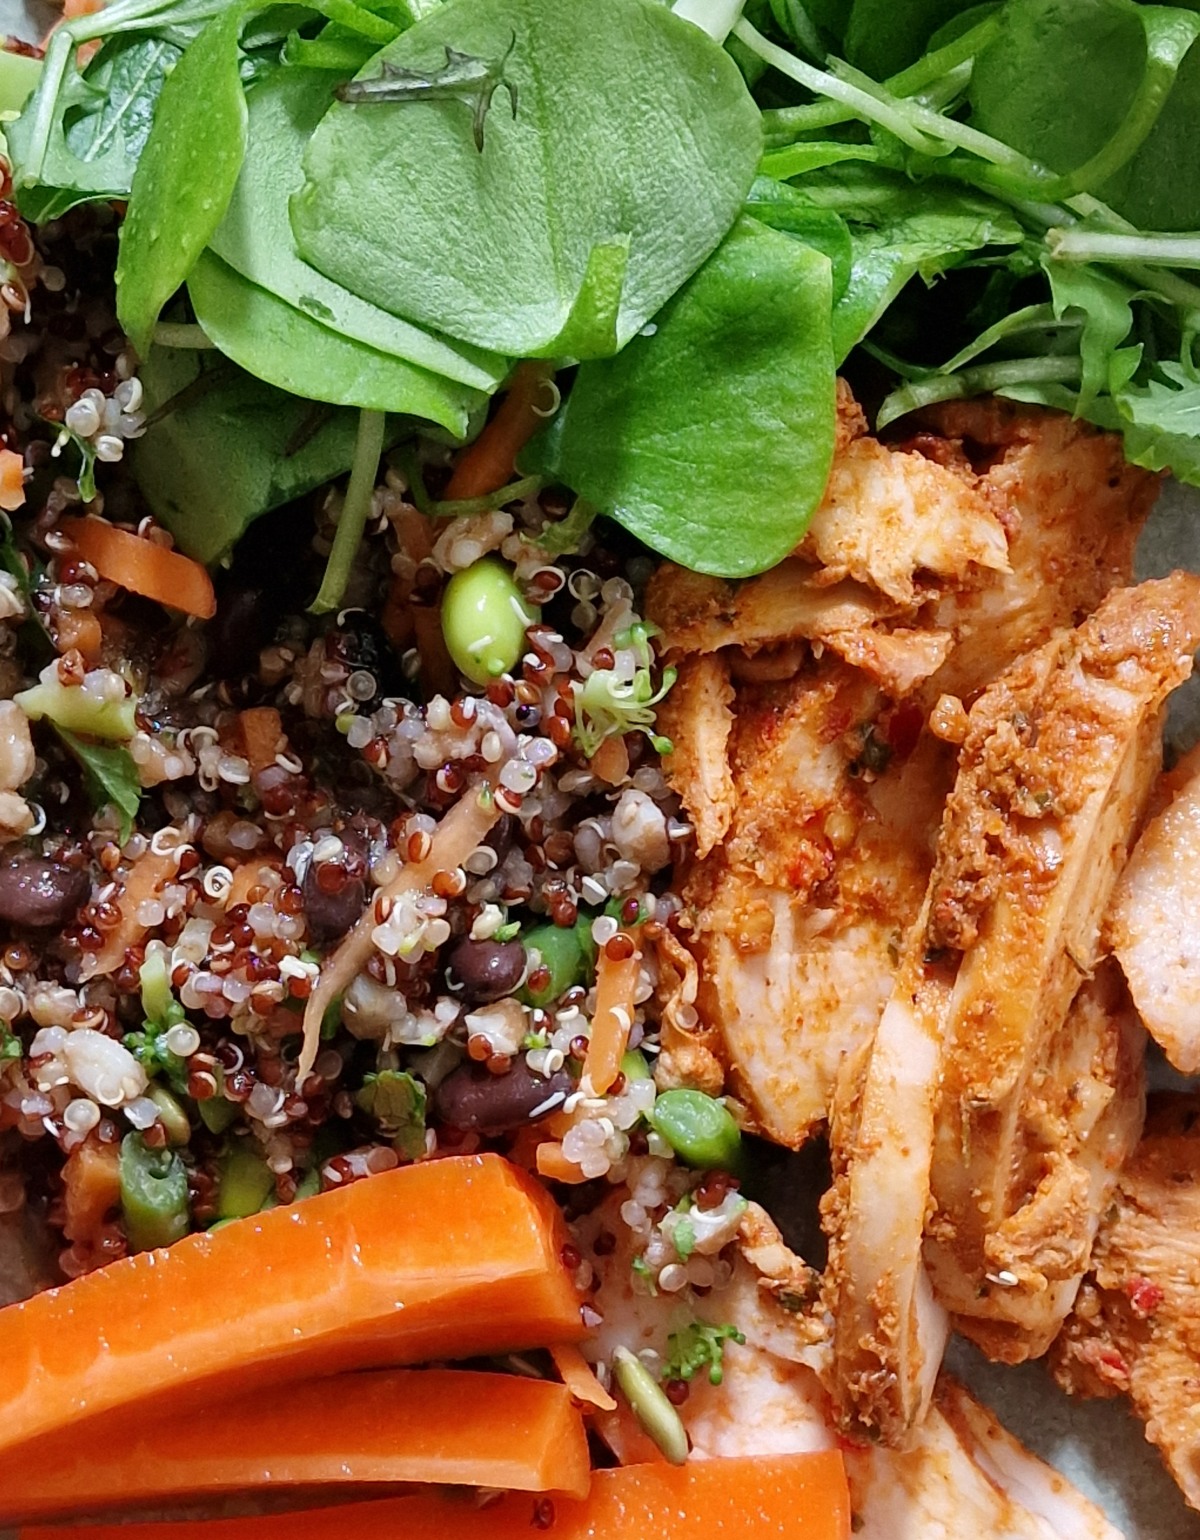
[1125,1275,1164,1317]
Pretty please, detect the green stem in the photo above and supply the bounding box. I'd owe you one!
[1048,228,1200,269]
[671,0,747,44]
[760,11,1000,144]
[877,356,1081,429]
[310,408,386,616]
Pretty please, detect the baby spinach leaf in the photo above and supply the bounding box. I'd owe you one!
[54,727,142,844]
[745,175,853,301]
[523,217,835,578]
[844,0,980,78]
[187,248,483,433]
[130,345,368,563]
[209,67,504,391]
[116,4,250,355]
[9,35,180,221]
[292,0,762,358]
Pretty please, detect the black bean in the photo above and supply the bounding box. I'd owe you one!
[302,832,368,943]
[0,853,90,929]
[446,936,526,1003]
[433,1058,573,1136]
[484,814,516,864]
[206,584,272,680]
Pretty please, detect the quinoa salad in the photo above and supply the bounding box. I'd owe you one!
[6,0,1200,1534]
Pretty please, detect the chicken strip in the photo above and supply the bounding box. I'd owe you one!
[1108,749,1200,1073]
[827,576,1200,1445]
[926,577,1200,1349]
[656,653,735,860]
[1052,1094,1200,1512]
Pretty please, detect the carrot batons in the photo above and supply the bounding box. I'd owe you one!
[3,1368,590,1522]
[0,1155,582,1458]
[21,1453,852,1540]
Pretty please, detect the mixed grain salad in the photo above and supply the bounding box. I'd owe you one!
[4,0,1200,1534]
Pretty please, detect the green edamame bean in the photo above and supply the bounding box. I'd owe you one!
[442,557,539,685]
[119,1132,190,1252]
[612,1346,688,1465]
[649,1089,743,1173]
[519,917,595,1008]
[146,1084,191,1146]
[217,1142,276,1220]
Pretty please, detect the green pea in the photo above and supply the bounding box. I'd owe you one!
[119,1132,190,1252]
[612,1346,688,1466]
[216,1142,276,1221]
[519,917,596,1008]
[442,557,540,685]
[649,1089,743,1174]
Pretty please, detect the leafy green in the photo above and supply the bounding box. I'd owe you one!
[9,35,178,222]
[1044,261,1134,414]
[845,0,980,79]
[129,345,370,563]
[116,4,251,354]
[208,67,504,390]
[187,248,483,431]
[292,0,762,358]
[662,1321,746,1387]
[526,217,835,576]
[54,727,142,843]
[0,1024,21,1063]
[334,39,517,151]
[356,1069,427,1158]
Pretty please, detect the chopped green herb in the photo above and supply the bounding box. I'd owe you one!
[663,1320,746,1387]
[54,727,142,845]
[356,1069,427,1158]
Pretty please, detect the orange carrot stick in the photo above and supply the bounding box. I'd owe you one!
[80,847,177,981]
[65,517,216,620]
[536,1140,589,1184]
[444,360,554,500]
[583,933,641,1096]
[21,1454,852,1540]
[550,1342,617,1413]
[0,1155,582,1460]
[4,1368,590,1522]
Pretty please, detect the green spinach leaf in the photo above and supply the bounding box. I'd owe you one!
[1044,261,1135,413]
[292,0,762,358]
[745,175,853,301]
[116,4,251,354]
[9,35,179,221]
[129,345,368,562]
[523,217,835,578]
[209,67,504,390]
[54,726,142,844]
[844,0,980,78]
[188,248,484,433]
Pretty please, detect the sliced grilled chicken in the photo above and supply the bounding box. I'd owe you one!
[1109,748,1200,1073]
[1053,1094,1200,1512]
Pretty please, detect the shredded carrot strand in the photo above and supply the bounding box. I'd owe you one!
[583,934,641,1096]
[444,361,555,500]
[298,789,501,1084]
[65,518,215,620]
[535,1142,589,1185]
[80,848,176,981]
[238,707,283,775]
[550,1343,617,1413]
[0,448,25,512]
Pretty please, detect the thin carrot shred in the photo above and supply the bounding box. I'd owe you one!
[535,1141,589,1184]
[80,848,176,981]
[238,707,282,775]
[444,360,555,500]
[550,1343,617,1413]
[65,517,216,620]
[583,933,641,1096]
[297,788,501,1083]
[0,448,25,511]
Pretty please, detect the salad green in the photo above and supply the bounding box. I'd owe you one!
[10,0,1200,583]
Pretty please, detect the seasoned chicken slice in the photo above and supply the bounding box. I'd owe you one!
[656,653,735,860]
[1108,749,1200,1072]
[925,576,1200,1350]
[1052,1094,1200,1512]
[921,402,1158,701]
[826,576,1200,1445]
[684,660,948,1144]
[947,962,1145,1362]
[798,432,1010,603]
